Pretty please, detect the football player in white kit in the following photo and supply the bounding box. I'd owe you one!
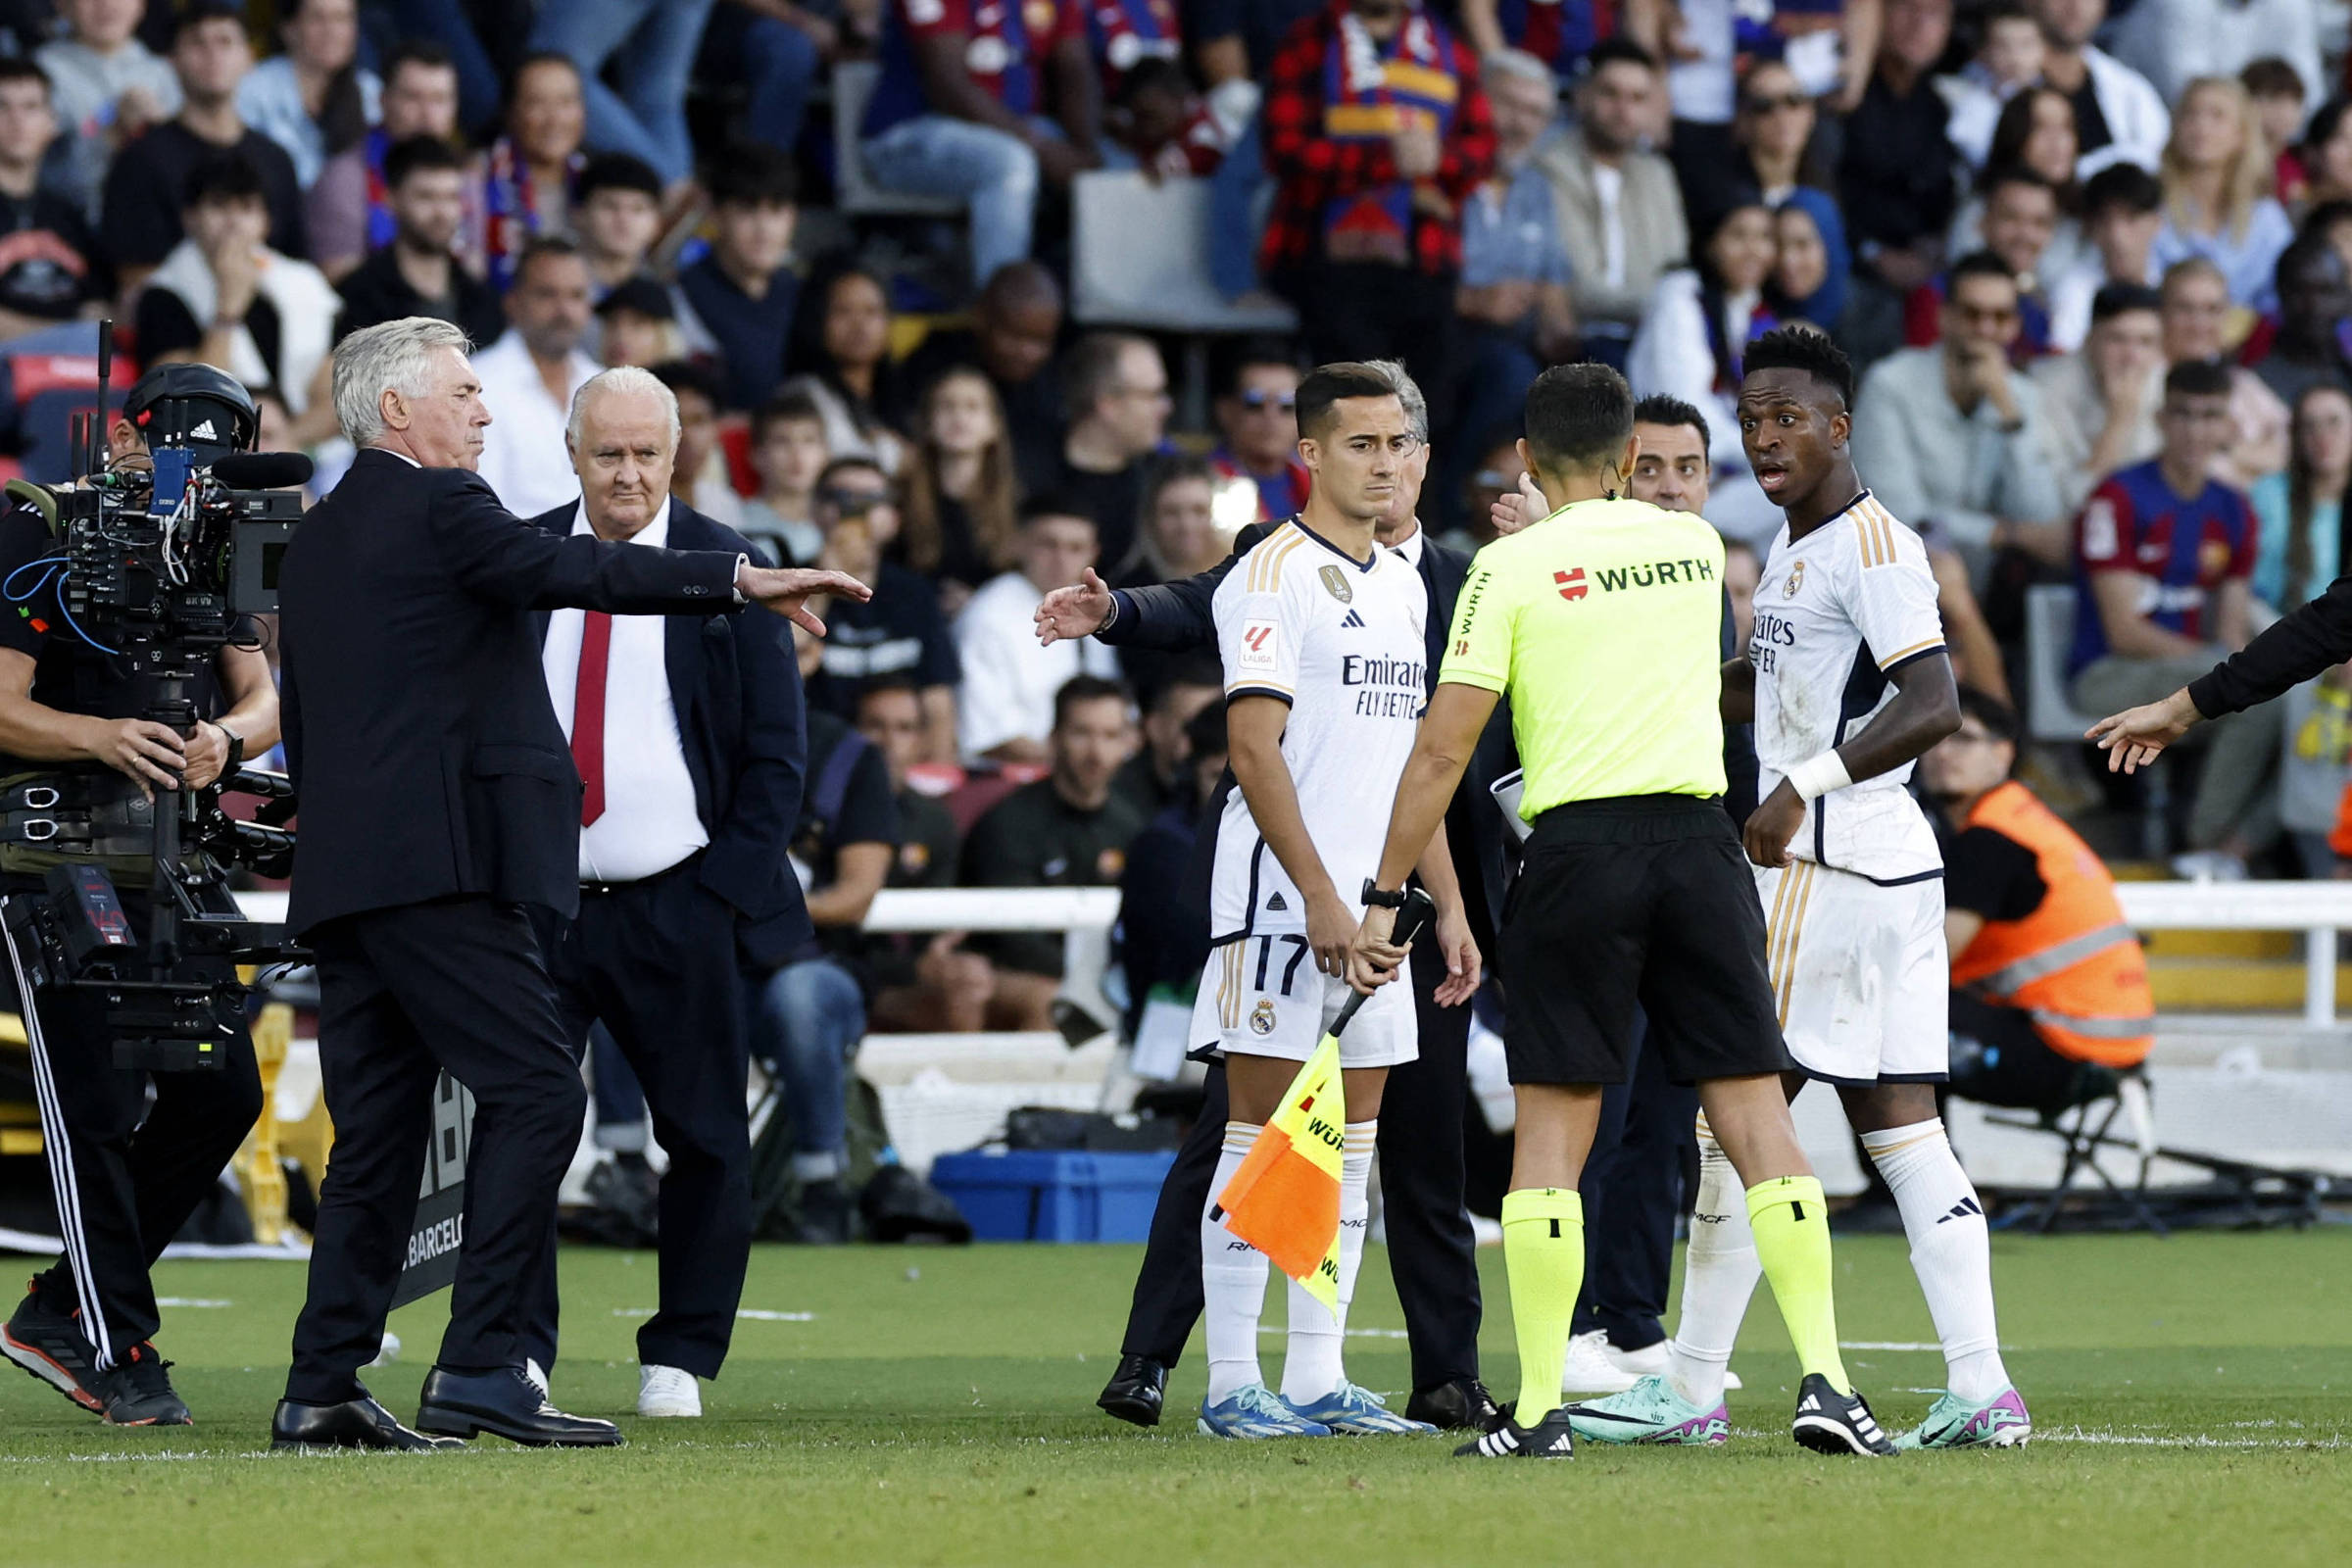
[1571,327,2033,1452]
[1189,363,1478,1441]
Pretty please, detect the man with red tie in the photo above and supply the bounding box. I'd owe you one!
[523,366,809,1421]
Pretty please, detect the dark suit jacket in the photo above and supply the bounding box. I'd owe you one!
[528,499,811,957]
[278,449,746,936]
[1101,519,1519,957]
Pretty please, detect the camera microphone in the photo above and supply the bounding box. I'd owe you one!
[211,452,315,491]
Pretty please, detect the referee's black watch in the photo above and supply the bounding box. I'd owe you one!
[1360,879,1408,909]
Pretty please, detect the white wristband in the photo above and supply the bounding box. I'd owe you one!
[1785,751,1852,803]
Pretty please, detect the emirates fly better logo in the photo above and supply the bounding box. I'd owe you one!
[1554,568,1588,602]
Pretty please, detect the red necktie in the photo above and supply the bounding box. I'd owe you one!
[572,611,612,826]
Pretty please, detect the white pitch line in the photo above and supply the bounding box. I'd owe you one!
[153,1298,234,1308]
[610,1307,815,1321]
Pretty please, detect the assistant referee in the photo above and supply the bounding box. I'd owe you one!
[1348,365,1887,1460]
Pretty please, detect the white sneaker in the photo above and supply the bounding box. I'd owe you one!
[1562,1331,1640,1395]
[1655,1340,1741,1391]
[523,1357,549,1399]
[638,1363,702,1418]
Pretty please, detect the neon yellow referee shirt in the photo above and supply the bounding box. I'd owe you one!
[1441,495,1729,820]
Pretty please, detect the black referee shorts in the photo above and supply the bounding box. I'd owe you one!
[1501,794,1795,1087]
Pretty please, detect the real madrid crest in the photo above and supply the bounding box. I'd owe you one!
[1784,560,1805,598]
[1319,564,1353,604]
[1250,999,1277,1036]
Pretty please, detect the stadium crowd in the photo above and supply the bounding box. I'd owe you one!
[0,0,2348,1245]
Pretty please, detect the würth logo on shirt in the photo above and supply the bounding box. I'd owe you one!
[1554,568,1588,602]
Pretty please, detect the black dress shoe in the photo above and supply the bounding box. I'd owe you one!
[1096,1354,1168,1426]
[1406,1378,1506,1433]
[272,1395,462,1451]
[416,1366,623,1447]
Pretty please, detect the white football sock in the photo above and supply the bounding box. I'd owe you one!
[1862,1117,2009,1402]
[1665,1115,1762,1409]
[1281,1120,1376,1402]
[1201,1122,1270,1403]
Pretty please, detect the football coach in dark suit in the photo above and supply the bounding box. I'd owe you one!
[1034,366,1516,1432]
[270,318,864,1451]
[520,367,808,1420]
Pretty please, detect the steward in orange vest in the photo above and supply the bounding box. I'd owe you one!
[1922,691,2155,1108]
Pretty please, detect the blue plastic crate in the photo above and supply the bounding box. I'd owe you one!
[928,1149,1178,1243]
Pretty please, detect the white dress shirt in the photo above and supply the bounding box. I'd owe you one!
[473,330,597,520]
[541,500,711,882]
[954,568,1119,760]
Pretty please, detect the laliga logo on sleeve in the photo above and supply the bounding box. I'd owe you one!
[1238,618,1279,674]
[1553,567,1588,602]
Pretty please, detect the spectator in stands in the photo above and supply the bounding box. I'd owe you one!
[805,455,960,760]
[2113,0,2322,113]
[903,260,1065,483]
[135,154,339,416]
[1849,252,2070,583]
[332,133,502,348]
[1455,424,1525,552]
[674,143,799,413]
[2161,255,2289,485]
[1952,89,2083,262]
[2031,281,2166,514]
[2048,162,2164,351]
[1206,338,1304,522]
[2296,98,2352,213]
[2070,357,2275,868]
[1085,0,1181,110]
[2031,0,2169,179]
[1111,653,1220,820]
[101,3,306,287]
[858,0,1102,289]
[782,256,909,477]
[2151,76,2295,311]
[1105,55,1227,177]
[856,678,962,893]
[1767,191,1851,338]
[2245,58,2311,207]
[1924,691,2155,1107]
[236,0,378,192]
[1683,58,1831,239]
[1922,167,2066,357]
[957,673,1145,1030]
[574,153,665,297]
[1837,0,1960,367]
[2250,382,2352,613]
[307,39,464,283]
[697,1,831,160]
[741,389,829,566]
[528,0,711,189]
[1034,332,1169,567]
[473,235,599,519]
[1257,0,1493,410]
[2248,236,2352,410]
[1111,455,1227,699]
[899,366,1019,614]
[1115,698,1225,1044]
[1943,1,2047,172]
[758,627,897,1244]
[956,497,1121,763]
[651,358,750,534]
[594,274,688,368]
[1628,202,1783,543]
[1536,39,1687,370]
[0,60,109,340]
[39,0,179,216]
[475,51,586,291]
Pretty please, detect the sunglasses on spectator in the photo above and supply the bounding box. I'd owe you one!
[1238,391,1297,412]
[1743,91,1811,114]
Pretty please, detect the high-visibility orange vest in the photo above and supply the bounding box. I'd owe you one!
[1948,780,2156,1068]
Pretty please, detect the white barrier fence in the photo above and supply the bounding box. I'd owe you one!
[2113,880,2352,1027]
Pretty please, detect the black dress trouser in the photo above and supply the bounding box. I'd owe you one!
[524,858,751,1380]
[1570,1014,1699,1352]
[1119,936,1483,1391]
[2,882,263,1362]
[285,896,585,1405]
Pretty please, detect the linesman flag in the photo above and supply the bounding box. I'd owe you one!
[1212,1035,1347,1313]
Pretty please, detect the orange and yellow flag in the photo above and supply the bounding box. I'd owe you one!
[1212,1034,1346,1314]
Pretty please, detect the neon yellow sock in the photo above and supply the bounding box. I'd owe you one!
[1500,1187,1584,1425]
[1746,1175,1852,1396]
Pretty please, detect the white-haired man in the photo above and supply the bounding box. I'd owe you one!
[517,367,807,1420]
[271,318,864,1451]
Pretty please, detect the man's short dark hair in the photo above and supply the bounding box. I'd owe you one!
[816,455,889,494]
[577,152,664,204]
[1183,699,1227,761]
[1981,165,2056,202]
[2165,358,2235,401]
[2090,281,2163,322]
[1584,37,1657,74]
[1216,335,1299,400]
[2241,56,2306,101]
[383,132,463,189]
[1740,325,1855,408]
[1154,654,1225,708]
[1053,673,1130,730]
[1633,392,1712,452]
[182,151,265,211]
[385,37,454,81]
[1957,686,2021,746]
[1522,363,1635,470]
[1949,249,2017,290]
[1064,332,1151,422]
[513,231,585,283]
[0,57,52,97]
[855,674,924,713]
[172,0,245,46]
[1295,361,1403,442]
[2082,161,2163,220]
[707,142,798,208]
[1020,493,1098,531]
[651,358,726,410]
[2302,196,2352,244]
[752,388,826,442]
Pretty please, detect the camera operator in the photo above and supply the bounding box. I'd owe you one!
[0,363,280,1427]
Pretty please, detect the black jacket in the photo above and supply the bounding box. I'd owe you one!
[528,499,810,954]
[278,450,744,936]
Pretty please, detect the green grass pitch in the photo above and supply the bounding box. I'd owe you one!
[0,1231,2347,1567]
